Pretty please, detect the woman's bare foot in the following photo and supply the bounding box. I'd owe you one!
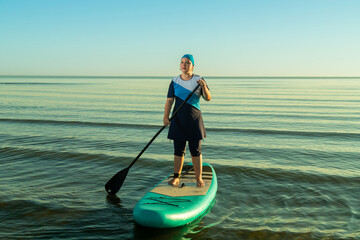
[168,178,180,186]
[197,178,205,187]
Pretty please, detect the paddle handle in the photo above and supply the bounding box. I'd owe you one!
[128,84,200,169]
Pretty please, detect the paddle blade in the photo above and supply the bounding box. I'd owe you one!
[105,167,130,195]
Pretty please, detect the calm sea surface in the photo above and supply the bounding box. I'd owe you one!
[0,76,359,240]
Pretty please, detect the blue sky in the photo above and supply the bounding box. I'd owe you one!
[1,0,359,76]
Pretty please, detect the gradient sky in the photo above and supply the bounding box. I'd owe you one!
[1,0,359,76]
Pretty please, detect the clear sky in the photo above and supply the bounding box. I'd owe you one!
[1,0,359,77]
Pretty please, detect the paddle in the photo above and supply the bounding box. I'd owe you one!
[105,83,201,195]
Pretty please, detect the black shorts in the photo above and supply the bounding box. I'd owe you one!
[173,140,201,157]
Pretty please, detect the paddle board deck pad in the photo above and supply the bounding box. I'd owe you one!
[133,163,217,228]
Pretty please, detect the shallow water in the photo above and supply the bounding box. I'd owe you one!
[0,76,359,239]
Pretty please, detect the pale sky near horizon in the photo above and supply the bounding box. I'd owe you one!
[1,0,360,77]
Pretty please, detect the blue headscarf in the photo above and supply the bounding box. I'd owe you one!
[182,54,194,66]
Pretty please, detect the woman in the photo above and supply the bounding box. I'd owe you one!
[163,54,211,187]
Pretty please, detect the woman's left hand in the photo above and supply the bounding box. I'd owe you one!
[197,78,206,88]
[197,78,211,101]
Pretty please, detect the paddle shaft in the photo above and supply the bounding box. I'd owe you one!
[127,83,200,169]
[105,83,201,194]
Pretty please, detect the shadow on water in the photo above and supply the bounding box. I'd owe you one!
[132,216,206,240]
[106,194,123,208]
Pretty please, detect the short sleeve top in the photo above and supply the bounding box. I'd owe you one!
[167,74,209,141]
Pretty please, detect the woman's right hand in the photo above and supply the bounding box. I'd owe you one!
[163,116,170,126]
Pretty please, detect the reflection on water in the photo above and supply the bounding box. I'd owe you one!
[1,76,359,239]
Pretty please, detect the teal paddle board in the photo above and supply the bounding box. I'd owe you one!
[133,163,217,228]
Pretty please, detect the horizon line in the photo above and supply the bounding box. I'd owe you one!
[1,74,360,79]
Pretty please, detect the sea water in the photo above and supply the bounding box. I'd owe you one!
[0,76,359,239]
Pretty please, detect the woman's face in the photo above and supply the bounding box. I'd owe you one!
[180,58,194,74]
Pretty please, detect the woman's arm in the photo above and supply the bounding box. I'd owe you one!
[198,79,211,101]
[163,97,174,125]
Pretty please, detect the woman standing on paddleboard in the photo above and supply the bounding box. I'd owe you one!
[163,54,211,187]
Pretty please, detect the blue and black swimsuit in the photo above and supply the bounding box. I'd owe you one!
[167,74,209,141]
